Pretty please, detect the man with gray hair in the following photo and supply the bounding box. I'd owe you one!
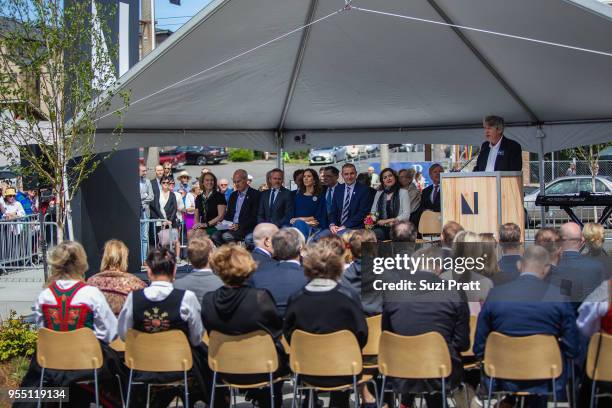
[251,223,279,266]
[474,245,579,406]
[473,115,523,172]
[390,220,417,243]
[495,222,523,285]
[250,228,307,314]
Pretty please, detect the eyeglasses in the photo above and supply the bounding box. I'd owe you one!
[5,195,15,198]
[161,182,170,185]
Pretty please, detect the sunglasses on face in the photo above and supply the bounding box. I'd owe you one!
[161,182,170,185]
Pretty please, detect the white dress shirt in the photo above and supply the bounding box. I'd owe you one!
[577,280,610,337]
[485,136,503,172]
[34,279,118,343]
[118,281,204,346]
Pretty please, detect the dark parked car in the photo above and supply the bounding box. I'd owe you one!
[162,146,228,166]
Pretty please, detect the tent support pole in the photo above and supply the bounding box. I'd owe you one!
[276,131,284,171]
[537,127,546,226]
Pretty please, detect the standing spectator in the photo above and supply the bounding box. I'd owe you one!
[287,168,327,240]
[565,161,577,176]
[257,168,294,228]
[370,168,411,241]
[1,188,25,220]
[211,169,260,246]
[496,223,523,285]
[218,178,233,202]
[398,168,421,217]
[162,162,172,178]
[151,164,164,202]
[139,164,154,260]
[16,187,33,215]
[175,170,191,194]
[194,172,227,236]
[183,181,199,232]
[368,166,379,187]
[150,176,179,254]
[174,236,223,305]
[247,174,254,186]
[582,222,612,279]
[87,240,147,315]
[169,179,186,259]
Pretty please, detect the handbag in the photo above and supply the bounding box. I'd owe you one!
[157,224,177,248]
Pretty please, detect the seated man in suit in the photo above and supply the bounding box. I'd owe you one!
[250,228,307,315]
[211,169,260,247]
[412,163,442,228]
[495,223,523,286]
[323,166,340,222]
[549,222,605,304]
[257,168,293,227]
[473,115,523,172]
[174,236,223,306]
[474,245,579,408]
[251,223,278,266]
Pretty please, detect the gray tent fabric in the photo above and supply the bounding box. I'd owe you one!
[95,0,612,153]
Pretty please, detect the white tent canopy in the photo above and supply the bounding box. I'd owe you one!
[95,0,612,154]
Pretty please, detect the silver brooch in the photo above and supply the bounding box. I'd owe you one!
[313,196,318,202]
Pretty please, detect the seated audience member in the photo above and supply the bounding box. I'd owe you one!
[287,168,328,240]
[370,168,411,241]
[495,223,523,285]
[341,230,357,265]
[323,166,340,221]
[474,246,579,408]
[257,168,294,228]
[251,228,307,315]
[194,171,227,236]
[87,239,147,315]
[318,234,351,269]
[478,233,501,281]
[326,164,371,235]
[535,227,562,267]
[211,169,260,247]
[118,248,209,401]
[549,222,605,303]
[440,221,464,257]
[390,220,417,243]
[583,222,612,279]
[441,231,493,315]
[341,229,380,315]
[202,245,287,408]
[250,223,279,266]
[356,172,377,208]
[291,169,304,194]
[383,247,469,408]
[19,241,121,406]
[398,168,421,216]
[174,236,223,305]
[218,178,233,202]
[284,241,370,408]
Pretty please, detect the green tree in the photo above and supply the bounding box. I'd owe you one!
[0,0,129,241]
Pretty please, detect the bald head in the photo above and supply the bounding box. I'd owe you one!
[560,222,583,251]
[518,245,551,279]
[253,223,279,254]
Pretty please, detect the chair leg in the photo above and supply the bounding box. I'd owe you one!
[353,375,359,408]
[379,375,386,408]
[418,394,423,408]
[37,367,45,408]
[146,384,151,408]
[126,369,133,408]
[210,371,217,408]
[115,374,125,408]
[553,377,557,408]
[291,374,299,408]
[184,369,189,408]
[442,376,447,408]
[269,372,275,408]
[308,389,314,408]
[463,383,470,408]
[590,380,597,408]
[94,368,100,408]
[370,379,379,408]
[487,377,493,408]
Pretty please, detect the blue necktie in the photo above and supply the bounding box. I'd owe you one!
[341,186,352,225]
[326,187,332,213]
[269,189,276,212]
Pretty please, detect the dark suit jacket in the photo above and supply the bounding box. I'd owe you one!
[329,183,371,229]
[383,271,469,392]
[174,268,223,306]
[251,247,273,266]
[257,187,294,227]
[473,136,523,172]
[494,254,522,286]
[549,251,605,304]
[474,274,579,395]
[150,178,161,202]
[250,261,307,315]
[150,191,178,228]
[224,187,260,238]
[418,184,441,212]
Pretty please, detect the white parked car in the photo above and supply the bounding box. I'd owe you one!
[309,146,347,165]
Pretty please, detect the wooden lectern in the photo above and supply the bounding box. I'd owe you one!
[440,171,524,240]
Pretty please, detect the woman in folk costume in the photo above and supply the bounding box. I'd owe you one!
[117,247,212,407]
[17,241,123,408]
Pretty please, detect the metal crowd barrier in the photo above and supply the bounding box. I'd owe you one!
[0,214,58,274]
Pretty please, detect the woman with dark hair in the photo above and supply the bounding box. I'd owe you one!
[151,175,180,253]
[194,171,227,235]
[370,168,411,241]
[286,168,327,240]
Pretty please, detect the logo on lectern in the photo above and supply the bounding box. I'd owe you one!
[461,192,479,215]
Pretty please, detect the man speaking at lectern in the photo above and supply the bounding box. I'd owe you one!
[473,115,523,172]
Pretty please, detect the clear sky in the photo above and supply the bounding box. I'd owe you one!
[155,0,212,31]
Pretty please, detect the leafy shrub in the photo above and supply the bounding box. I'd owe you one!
[0,311,37,362]
[228,148,254,162]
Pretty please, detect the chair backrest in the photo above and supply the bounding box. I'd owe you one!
[483,332,562,380]
[363,315,382,356]
[586,332,612,382]
[125,329,193,372]
[37,328,103,370]
[461,315,478,357]
[110,337,126,352]
[208,330,278,374]
[378,331,451,379]
[418,211,441,236]
[290,330,362,376]
[203,330,209,346]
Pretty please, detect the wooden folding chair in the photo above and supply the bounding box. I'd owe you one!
[36,328,103,408]
[586,332,612,408]
[378,331,457,408]
[124,329,193,408]
[483,332,563,408]
[418,211,441,243]
[289,330,375,408]
[208,330,282,408]
[363,315,382,370]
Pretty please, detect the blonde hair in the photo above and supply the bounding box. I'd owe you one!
[452,231,499,281]
[583,222,605,250]
[303,241,344,280]
[47,241,89,286]
[209,244,257,286]
[100,239,129,272]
